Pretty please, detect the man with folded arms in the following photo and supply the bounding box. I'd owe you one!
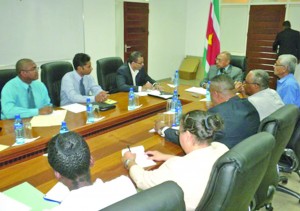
[235,69,284,121]
[48,131,136,210]
[60,53,108,106]
[116,51,159,92]
[1,58,52,119]
[200,51,243,88]
[156,75,260,149]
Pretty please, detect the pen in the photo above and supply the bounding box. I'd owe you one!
[127,145,131,152]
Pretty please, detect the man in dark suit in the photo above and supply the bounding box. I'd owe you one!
[273,21,300,62]
[200,51,244,88]
[156,75,260,149]
[116,51,157,92]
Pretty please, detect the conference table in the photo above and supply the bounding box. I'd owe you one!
[0,83,211,193]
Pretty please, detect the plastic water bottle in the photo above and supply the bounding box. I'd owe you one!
[171,89,178,112]
[174,70,179,87]
[128,87,135,110]
[86,98,94,123]
[206,81,211,101]
[175,100,182,126]
[14,114,25,144]
[60,121,69,134]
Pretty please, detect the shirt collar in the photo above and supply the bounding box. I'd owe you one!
[278,73,293,84]
[17,76,31,89]
[73,70,83,81]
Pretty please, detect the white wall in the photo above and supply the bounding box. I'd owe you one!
[148,0,187,80]
[220,5,249,55]
[185,0,210,57]
[83,0,117,80]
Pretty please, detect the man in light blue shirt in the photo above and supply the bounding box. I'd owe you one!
[60,53,108,106]
[1,59,53,119]
[274,54,300,107]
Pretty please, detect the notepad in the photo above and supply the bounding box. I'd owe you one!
[122,145,156,168]
[104,99,117,104]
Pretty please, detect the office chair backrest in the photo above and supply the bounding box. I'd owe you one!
[0,69,17,119]
[254,104,299,209]
[96,57,123,94]
[230,55,246,73]
[286,111,300,155]
[196,132,275,211]
[41,61,73,107]
[101,181,185,211]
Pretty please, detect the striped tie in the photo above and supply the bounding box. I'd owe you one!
[28,85,36,108]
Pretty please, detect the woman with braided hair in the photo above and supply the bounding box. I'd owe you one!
[122,110,229,211]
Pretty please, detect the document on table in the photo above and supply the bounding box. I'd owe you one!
[30,110,67,127]
[60,103,86,113]
[122,145,156,168]
[185,87,206,95]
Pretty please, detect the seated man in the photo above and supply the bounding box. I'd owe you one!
[116,51,158,92]
[274,54,300,107]
[156,75,260,149]
[47,131,137,210]
[123,110,228,211]
[235,69,284,120]
[1,58,52,119]
[200,51,243,88]
[60,53,109,106]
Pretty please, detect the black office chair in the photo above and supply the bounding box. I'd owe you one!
[0,69,17,119]
[231,55,247,79]
[254,104,299,210]
[277,112,300,201]
[101,181,185,211]
[96,57,123,94]
[196,132,275,211]
[41,61,73,107]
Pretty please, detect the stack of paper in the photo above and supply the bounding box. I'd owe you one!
[185,86,206,95]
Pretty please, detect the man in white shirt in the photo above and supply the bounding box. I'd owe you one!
[116,51,158,92]
[47,131,136,210]
[235,69,284,120]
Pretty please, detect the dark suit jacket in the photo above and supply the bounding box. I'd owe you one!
[200,65,243,87]
[164,96,260,149]
[273,28,300,60]
[116,63,156,92]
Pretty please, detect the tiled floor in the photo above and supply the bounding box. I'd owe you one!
[179,78,300,210]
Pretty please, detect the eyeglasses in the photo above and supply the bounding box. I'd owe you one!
[23,66,39,72]
[134,60,144,65]
[273,64,285,68]
[243,80,259,85]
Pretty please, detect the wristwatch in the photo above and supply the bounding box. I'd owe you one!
[124,159,132,169]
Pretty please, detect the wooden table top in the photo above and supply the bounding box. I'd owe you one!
[0,99,212,193]
[0,84,205,168]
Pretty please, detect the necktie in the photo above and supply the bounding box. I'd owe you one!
[220,68,225,74]
[28,85,36,108]
[80,78,86,95]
